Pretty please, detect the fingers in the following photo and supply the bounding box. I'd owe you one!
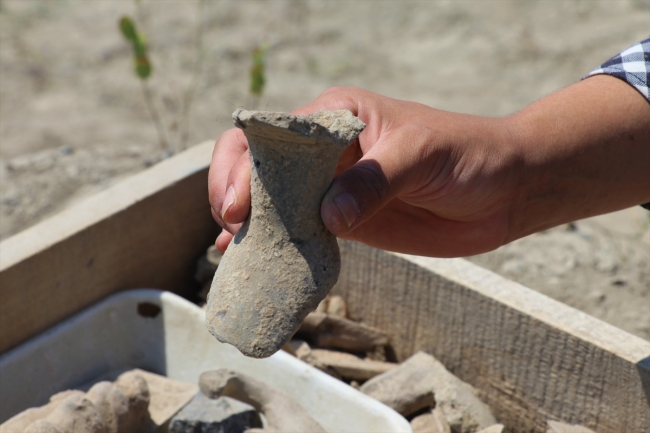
[210,87,397,245]
[291,86,360,116]
[222,152,251,224]
[208,128,249,231]
[215,229,234,253]
[320,128,424,236]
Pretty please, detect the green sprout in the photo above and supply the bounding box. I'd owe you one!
[119,14,167,150]
[250,43,268,96]
[119,16,151,80]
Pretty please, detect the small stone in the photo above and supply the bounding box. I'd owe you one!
[130,369,198,428]
[410,407,450,433]
[360,352,496,433]
[195,246,223,286]
[169,393,262,433]
[113,371,151,432]
[547,420,597,433]
[315,296,329,313]
[206,245,223,266]
[476,424,505,433]
[326,295,347,318]
[59,145,74,155]
[286,339,312,359]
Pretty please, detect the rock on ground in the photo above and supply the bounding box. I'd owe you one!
[410,407,451,433]
[360,351,496,433]
[169,393,262,433]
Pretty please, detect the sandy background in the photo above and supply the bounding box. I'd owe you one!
[1,0,648,340]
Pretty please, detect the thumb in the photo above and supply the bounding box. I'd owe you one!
[321,145,407,235]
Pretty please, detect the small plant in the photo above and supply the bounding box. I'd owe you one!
[118,0,206,155]
[119,15,169,151]
[248,42,268,109]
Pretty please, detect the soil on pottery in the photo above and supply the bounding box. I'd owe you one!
[207,109,363,358]
[1,1,648,340]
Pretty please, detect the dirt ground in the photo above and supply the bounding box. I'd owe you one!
[1,0,648,340]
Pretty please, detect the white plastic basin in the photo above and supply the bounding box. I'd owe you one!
[0,289,411,432]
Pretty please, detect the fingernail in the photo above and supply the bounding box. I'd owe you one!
[333,193,360,228]
[221,186,236,220]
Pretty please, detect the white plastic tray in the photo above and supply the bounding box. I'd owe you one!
[0,289,411,432]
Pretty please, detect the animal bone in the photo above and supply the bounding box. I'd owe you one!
[199,369,325,433]
[298,312,389,351]
[360,351,496,432]
[308,348,396,381]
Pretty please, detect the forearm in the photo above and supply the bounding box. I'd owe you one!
[505,74,650,241]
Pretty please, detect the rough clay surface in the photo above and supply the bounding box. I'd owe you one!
[199,369,326,433]
[360,351,496,433]
[206,109,365,358]
[169,393,261,433]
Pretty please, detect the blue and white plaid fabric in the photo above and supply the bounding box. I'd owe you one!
[586,37,650,102]
[585,38,650,210]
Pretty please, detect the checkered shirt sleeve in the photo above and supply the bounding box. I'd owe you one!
[585,38,650,210]
[585,37,650,101]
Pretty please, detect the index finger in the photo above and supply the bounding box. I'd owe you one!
[208,128,249,231]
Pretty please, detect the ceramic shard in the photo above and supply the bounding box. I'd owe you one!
[206,109,365,358]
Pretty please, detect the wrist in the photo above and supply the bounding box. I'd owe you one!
[502,75,650,242]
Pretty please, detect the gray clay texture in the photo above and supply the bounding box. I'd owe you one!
[206,109,365,358]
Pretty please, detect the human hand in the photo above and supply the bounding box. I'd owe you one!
[209,87,519,257]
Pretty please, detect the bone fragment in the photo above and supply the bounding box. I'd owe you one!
[85,381,123,433]
[410,407,451,433]
[360,351,496,432]
[199,369,326,433]
[326,295,348,318]
[39,393,107,433]
[546,421,597,433]
[1,391,85,433]
[206,109,365,358]
[1,371,154,433]
[284,339,342,379]
[111,371,152,432]
[475,424,505,433]
[130,369,197,428]
[309,348,396,381]
[298,312,389,351]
